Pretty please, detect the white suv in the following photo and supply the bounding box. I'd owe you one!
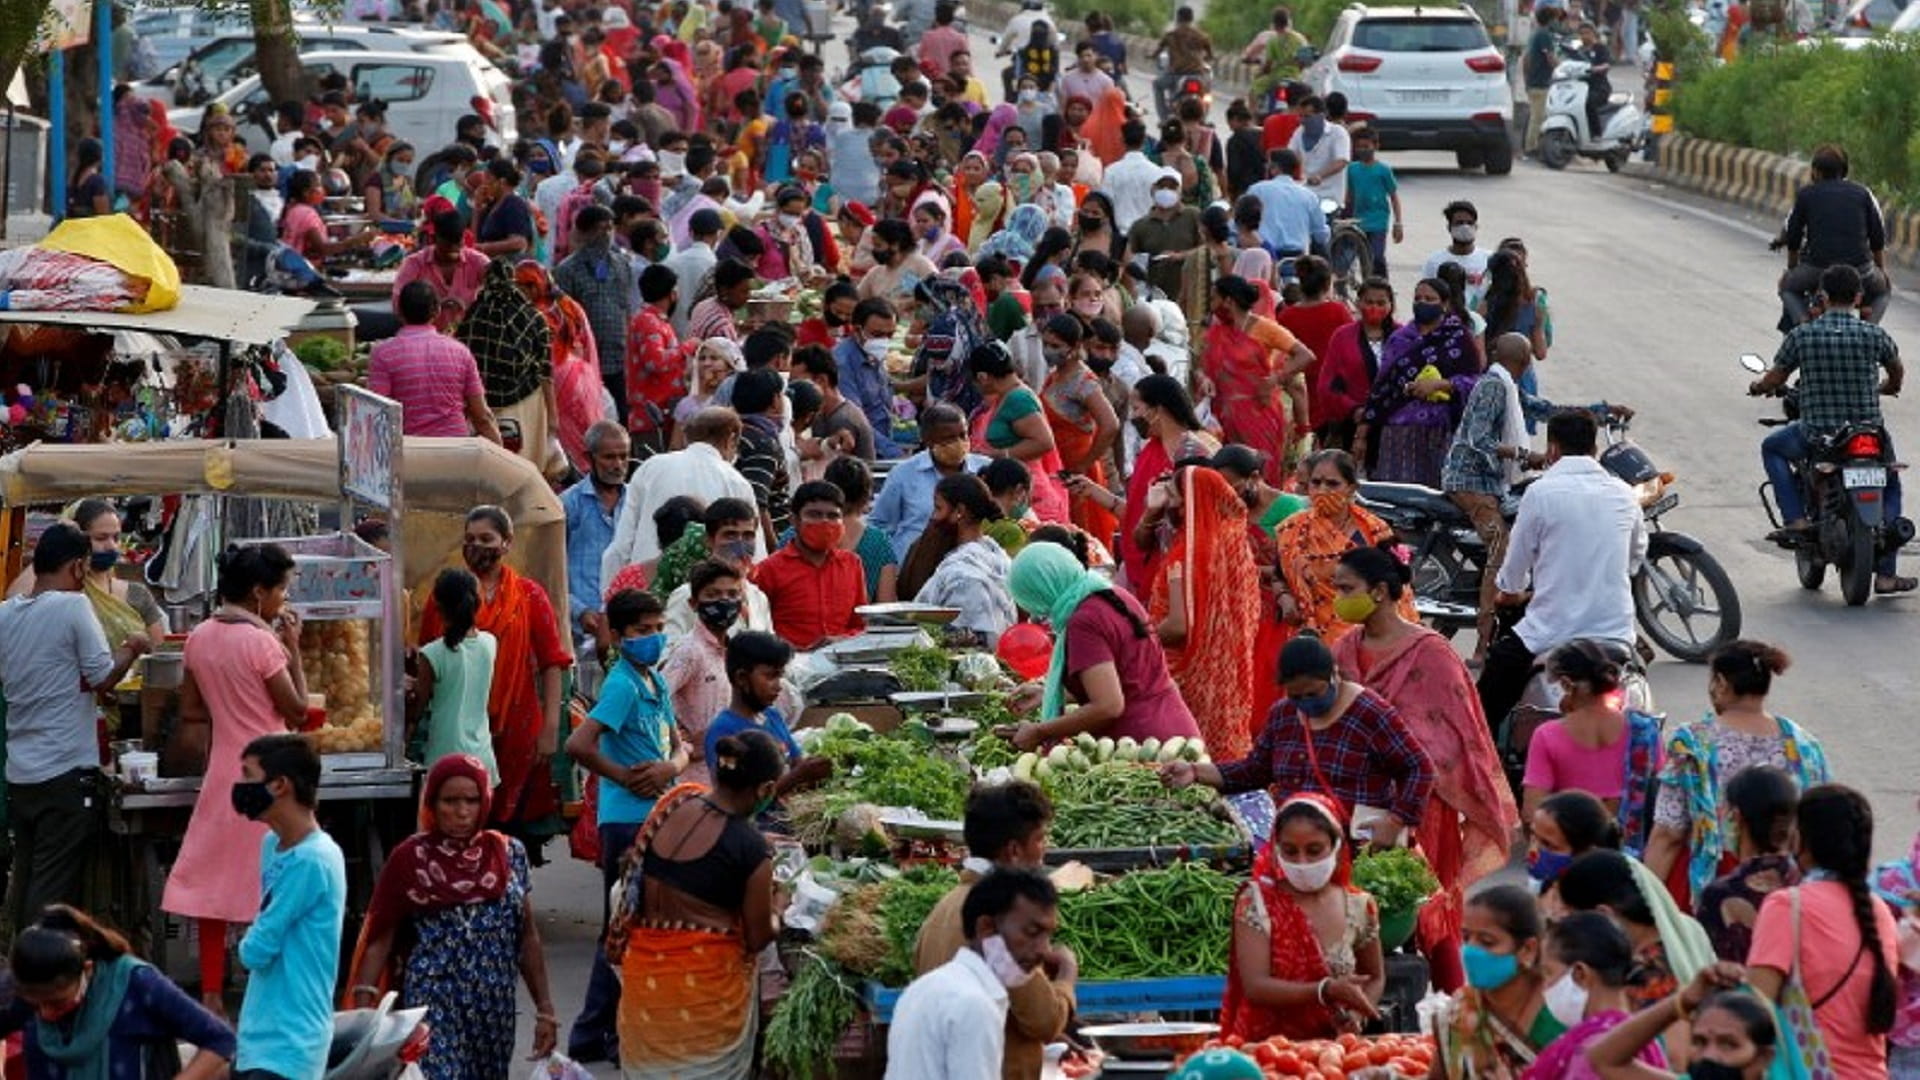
[1304,5,1515,174]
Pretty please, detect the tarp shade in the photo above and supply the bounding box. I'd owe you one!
[0,284,315,346]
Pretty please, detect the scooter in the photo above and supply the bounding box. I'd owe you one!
[325,992,431,1080]
[1740,352,1915,606]
[1536,58,1646,172]
[836,45,903,109]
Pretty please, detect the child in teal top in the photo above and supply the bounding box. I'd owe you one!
[412,570,500,782]
[1344,126,1402,275]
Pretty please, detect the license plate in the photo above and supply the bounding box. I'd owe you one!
[1396,89,1451,102]
[1844,466,1888,488]
[1646,492,1679,516]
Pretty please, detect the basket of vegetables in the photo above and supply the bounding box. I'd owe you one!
[1351,848,1440,952]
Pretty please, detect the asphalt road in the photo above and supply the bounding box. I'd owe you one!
[506,28,1920,1072]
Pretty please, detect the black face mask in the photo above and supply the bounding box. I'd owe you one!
[1685,1063,1750,1080]
[1087,357,1114,375]
[1078,213,1103,232]
[1130,416,1151,439]
[231,780,275,820]
[697,597,742,634]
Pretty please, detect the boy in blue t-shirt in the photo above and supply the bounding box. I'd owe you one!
[704,630,831,793]
[1343,126,1403,275]
[564,587,686,1062]
[234,735,346,1080]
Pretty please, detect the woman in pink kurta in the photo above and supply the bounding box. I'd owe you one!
[161,544,309,1012]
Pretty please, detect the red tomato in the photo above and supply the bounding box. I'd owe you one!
[1274,1050,1303,1073]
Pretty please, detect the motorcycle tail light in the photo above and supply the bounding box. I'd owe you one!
[398,1024,432,1064]
[1466,54,1506,73]
[1180,78,1204,94]
[1347,111,1377,123]
[1846,433,1883,458]
[1338,54,1383,72]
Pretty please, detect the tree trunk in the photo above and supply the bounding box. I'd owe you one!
[0,0,56,97]
[251,0,303,105]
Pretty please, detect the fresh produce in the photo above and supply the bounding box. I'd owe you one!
[1012,733,1209,781]
[823,865,964,987]
[1033,759,1215,810]
[1204,1032,1435,1079]
[762,950,861,1080]
[299,619,383,754]
[889,642,954,692]
[1352,848,1441,914]
[963,725,1021,771]
[1053,862,1240,980]
[294,336,351,371]
[952,651,1007,690]
[1048,802,1243,850]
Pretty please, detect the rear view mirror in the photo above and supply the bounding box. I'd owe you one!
[1296,45,1320,64]
[1738,353,1766,373]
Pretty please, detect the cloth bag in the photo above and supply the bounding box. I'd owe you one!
[1768,887,1839,1080]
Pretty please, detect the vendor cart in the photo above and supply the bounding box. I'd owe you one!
[0,433,567,986]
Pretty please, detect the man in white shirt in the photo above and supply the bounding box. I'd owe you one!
[885,868,1062,1080]
[267,101,307,167]
[601,408,764,587]
[1286,94,1351,205]
[1100,119,1162,234]
[663,209,723,337]
[1421,198,1493,309]
[1477,409,1647,728]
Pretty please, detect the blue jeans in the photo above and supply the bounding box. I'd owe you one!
[569,820,642,1062]
[1364,229,1389,277]
[1763,421,1905,574]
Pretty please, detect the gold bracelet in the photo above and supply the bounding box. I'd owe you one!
[1672,995,1692,1023]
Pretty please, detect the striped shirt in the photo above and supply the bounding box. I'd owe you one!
[367,326,485,437]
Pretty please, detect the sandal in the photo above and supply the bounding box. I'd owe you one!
[1874,575,1918,595]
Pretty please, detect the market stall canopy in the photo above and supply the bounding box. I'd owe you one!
[0,285,315,346]
[0,438,568,621]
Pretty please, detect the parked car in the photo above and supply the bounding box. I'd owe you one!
[129,5,260,73]
[170,50,518,153]
[129,24,488,107]
[1303,3,1515,174]
[1834,0,1910,34]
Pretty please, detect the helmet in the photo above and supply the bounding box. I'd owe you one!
[1021,0,1044,9]
[322,168,353,198]
[1171,1049,1264,1080]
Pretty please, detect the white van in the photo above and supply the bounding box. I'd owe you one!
[169,49,518,154]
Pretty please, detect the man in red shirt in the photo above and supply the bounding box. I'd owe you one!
[627,263,690,442]
[752,481,868,649]
[1261,82,1312,155]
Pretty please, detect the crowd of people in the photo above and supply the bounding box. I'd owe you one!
[21,0,1920,1075]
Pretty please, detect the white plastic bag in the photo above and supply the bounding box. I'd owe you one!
[527,1054,595,1080]
[398,1066,427,1080]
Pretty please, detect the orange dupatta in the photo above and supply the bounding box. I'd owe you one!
[1274,502,1417,643]
[1148,469,1258,760]
[1042,366,1119,547]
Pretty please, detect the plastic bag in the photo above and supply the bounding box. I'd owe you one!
[397,1065,427,1080]
[527,1055,594,1080]
[35,214,181,312]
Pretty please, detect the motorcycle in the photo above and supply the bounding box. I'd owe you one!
[836,45,903,108]
[1537,57,1647,172]
[1358,414,1742,663]
[1740,352,1915,606]
[1765,220,1891,330]
[325,992,431,1080]
[1494,636,1659,804]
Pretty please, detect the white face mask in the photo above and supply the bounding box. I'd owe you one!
[1543,970,1590,1028]
[610,139,629,155]
[778,212,802,228]
[1450,222,1477,244]
[1279,841,1339,892]
[297,155,320,171]
[979,933,1032,988]
[1152,187,1180,209]
[863,336,891,360]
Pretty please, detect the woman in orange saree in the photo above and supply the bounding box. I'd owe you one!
[1147,467,1258,760]
[1199,275,1305,487]
[1330,545,1519,993]
[1276,450,1415,643]
[419,507,573,836]
[514,260,607,475]
[1037,314,1121,547]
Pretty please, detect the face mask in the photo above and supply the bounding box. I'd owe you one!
[1461,944,1522,991]
[1310,491,1348,519]
[36,974,87,1022]
[610,138,630,155]
[921,225,943,241]
[464,543,504,574]
[717,538,756,569]
[1152,187,1180,209]
[297,155,321,171]
[620,631,667,668]
[930,439,971,468]
[1450,222,1477,244]
[1280,843,1340,892]
[231,780,275,820]
[778,212,802,228]
[1087,357,1114,375]
[800,520,845,552]
[1686,1063,1752,1080]
[1360,303,1390,325]
[1130,416,1151,439]
[1042,346,1069,368]
[697,597,743,633]
[979,933,1032,988]
[1302,115,1327,139]
[1543,970,1590,1028]
[864,336,892,360]
[1212,304,1236,325]
[1412,301,1445,325]
[752,791,777,817]
[1354,147,1375,162]
[1078,213,1103,232]
[1018,89,1040,103]
[1011,499,1032,519]
[1010,173,1035,200]
[1290,680,1339,717]
[1332,592,1377,624]
[1527,848,1574,884]
[90,549,118,572]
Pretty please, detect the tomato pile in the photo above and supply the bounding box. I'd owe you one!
[1201,1032,1435,1079]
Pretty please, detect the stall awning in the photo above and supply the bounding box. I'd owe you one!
[0,286,317,346]
[0,438,569,622]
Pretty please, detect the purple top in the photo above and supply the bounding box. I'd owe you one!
[1363,316,1480,429]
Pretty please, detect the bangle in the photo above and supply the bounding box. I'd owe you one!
[351,984,380,1001]
[1672,995,1692,1023]
[534,1013,558,1025]
[1316,977,1331,1005]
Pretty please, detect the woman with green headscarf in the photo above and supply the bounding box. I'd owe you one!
[999,541,1199,753]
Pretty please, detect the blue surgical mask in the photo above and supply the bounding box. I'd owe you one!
[1461,943,1522,990]
[1302,115,1327,139]
[1527,848,1574,884]
[1289,678,1339,718]
[1412,301,1446,325]
[620,632,667,669]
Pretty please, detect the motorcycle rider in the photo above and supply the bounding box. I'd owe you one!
[1778,144,1891,325]
[1152,6,1215,122]
[1571,21,1612,143]
[1749,264,1914,592]
[998,0,1054,97]
[1475,409,1647,733]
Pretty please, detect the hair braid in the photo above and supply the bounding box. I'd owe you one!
[1799,784,1897,1034]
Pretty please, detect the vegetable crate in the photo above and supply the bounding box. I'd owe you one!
[862,975,1226,1024]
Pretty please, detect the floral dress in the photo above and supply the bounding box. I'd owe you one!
[402,838,531,1080]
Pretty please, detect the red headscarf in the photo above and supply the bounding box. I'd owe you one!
[365,754,511,944]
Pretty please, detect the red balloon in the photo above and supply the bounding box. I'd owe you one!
[996,622,1054,681]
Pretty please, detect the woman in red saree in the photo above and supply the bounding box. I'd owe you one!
[1199,276,1309,486]
[1119,374,1219,592]
[513,260,606,475]
[1147,467,1258,761]
[1330,545,1519,993]
[419,507,572,839]
[1221,793,1385,1043]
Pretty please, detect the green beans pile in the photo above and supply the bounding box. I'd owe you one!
[1041,761,1216,810]
[1054,863,1243,980]
[1047,801,1245,850]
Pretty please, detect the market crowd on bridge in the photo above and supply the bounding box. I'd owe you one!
[15,0,1920,1075]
